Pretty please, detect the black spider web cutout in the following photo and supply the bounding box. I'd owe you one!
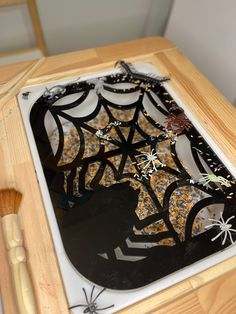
[29,61,236,290]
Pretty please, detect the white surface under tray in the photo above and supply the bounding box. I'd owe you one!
[18,63,236,313]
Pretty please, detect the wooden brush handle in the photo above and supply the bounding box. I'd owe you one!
[2,214,37,314]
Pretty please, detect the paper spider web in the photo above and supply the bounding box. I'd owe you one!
[29,63,236,290]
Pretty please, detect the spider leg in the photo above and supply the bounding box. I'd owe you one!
[153,162,157,172]
[219,178,226,183]
[90,286,95,303]
[203,180,210,186]
[222,231,228,245]
[225,216,235,224]
[83,288,89,305]
[137,160,148,165]
[199,178,207,183]
[143,160,151,169]
[229,228,236,232]
[218,176,226,180]
[93,288,106,303]
[211,230,225,242]
[205,223,221,228]
[208,218,222,223]
[208,218,222,225]
[69,304,86,310]
[136,152,149,157]
[228,231,235,245]
[199,177,205,181]
[208,217,222,223]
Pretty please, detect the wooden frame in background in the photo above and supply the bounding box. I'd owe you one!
[0,0,47,57]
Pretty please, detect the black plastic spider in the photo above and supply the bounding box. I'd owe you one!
[22,91,31,99]
[115,60,169,84]
[69,286,114,313]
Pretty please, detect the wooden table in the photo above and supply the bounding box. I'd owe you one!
[0,37,236,314]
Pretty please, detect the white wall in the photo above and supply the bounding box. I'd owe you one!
[0,4,36,52]
[165,0,236,104]
[0,0,173,55]
[36,0,173,55]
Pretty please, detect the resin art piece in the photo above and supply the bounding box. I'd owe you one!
[19,61,236,313]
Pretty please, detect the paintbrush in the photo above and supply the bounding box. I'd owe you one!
[0,188,37,314]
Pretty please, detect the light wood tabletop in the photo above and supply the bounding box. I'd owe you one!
[0,37,236,314]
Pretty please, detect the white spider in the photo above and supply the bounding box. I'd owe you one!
[95,129,112,141]
[136,149,165,172]
[199,173,231,187]
[205,212,236,245]
[87,77,107,95]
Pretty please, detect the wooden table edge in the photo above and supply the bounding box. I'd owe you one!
[0,36,235,314]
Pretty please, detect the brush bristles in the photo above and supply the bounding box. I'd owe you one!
[0,189,22,217]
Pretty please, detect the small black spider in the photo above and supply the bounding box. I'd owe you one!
[22,91,31,99]
[69,286,114,313]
